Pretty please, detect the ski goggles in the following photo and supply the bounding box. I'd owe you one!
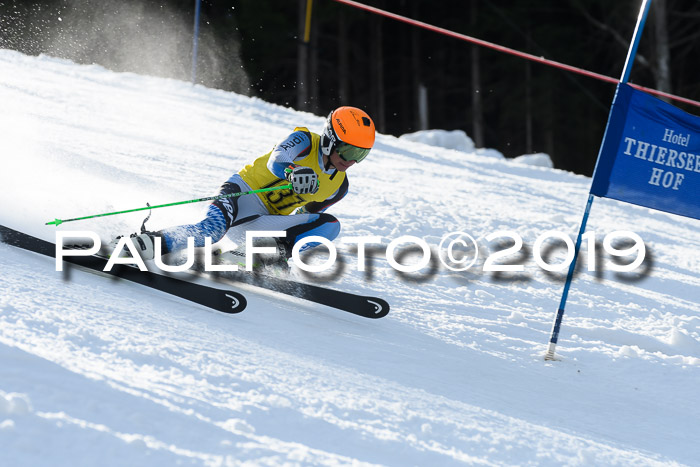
[336,142,371,163]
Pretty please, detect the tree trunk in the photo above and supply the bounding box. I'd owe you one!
[296,0,309,110]
[523,12,534,154]
[652,0,672,97]
[310,14,320,114]
[470,0,484,147]
[371,13,386,133]
[418,84,429,131]
[411,2,425,130]
[545,87,555,161]
[338,13,349,105]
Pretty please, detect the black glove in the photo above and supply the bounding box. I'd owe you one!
[285,165,319,194]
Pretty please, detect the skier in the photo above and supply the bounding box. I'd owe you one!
[117,106,376,266]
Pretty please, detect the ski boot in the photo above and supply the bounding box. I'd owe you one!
[107,232,164,261]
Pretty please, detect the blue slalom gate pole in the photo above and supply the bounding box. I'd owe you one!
[545,0,653,361]
[544,194,595,360]
[191,0,202,84]
[620,0,654,84]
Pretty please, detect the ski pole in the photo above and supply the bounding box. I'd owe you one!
[45,184,293,226]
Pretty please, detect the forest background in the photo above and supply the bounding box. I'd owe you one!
[2,0,699,175]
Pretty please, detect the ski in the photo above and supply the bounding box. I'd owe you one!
[0,224,388,319]
[0,225,247,314]
[214,270,390,319]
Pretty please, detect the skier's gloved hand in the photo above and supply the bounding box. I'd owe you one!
[285,165,319,194]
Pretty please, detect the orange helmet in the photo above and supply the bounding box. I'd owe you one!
[320,106,375,163]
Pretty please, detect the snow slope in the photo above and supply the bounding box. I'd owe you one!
[1,49,699,466]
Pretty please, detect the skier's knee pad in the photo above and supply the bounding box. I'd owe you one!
[211,182,241,230]
[313,213,341,241]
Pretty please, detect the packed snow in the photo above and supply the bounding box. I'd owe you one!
[512,153,554,168]
[399,129,479,154]
[1,49,699,466]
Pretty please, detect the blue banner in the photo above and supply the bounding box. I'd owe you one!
[591,83,700,220]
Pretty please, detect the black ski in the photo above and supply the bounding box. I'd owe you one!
[217,271,390,319]
[0,225,246,314]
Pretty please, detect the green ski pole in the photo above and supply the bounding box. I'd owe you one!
[46,184,293,226]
